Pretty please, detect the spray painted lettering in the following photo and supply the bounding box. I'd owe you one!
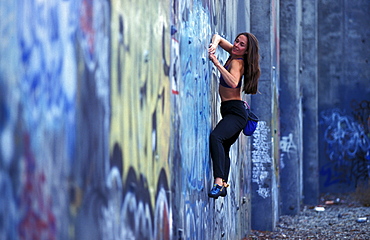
[252,121,272,199]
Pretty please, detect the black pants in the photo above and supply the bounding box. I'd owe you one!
[209,100,248,182]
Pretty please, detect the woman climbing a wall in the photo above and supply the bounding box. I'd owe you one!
[208,32,261,198]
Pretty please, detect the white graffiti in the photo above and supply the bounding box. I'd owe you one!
[102,167,124,240]
[279,133,297,169]
[252,121,272,199]
[280,133,296,154]
[102,168,171,240]
[256,188,270,199]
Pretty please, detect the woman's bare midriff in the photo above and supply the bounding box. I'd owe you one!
[219,85,242,102]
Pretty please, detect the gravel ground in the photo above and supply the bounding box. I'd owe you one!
[247,194,370,239]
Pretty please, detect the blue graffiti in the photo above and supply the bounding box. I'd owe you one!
[320,109,370,186]
[18,0,77,159]
[178,1,212,192]
[0,1,79,239]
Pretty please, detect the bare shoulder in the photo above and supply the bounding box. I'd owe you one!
[229,58,244,70]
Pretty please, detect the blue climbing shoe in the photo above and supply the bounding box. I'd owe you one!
[208,184,225,199]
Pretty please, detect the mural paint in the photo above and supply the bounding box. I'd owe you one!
[109,0,172,239]
[71,0,112,239]
[252,121,272,199]
[0,2,20,238]
[172,2,214,239]
[0,0,78,239]
[171,0,251,239]
[172,0,209,238]
[177,0,212,193]
[320,106,370,188]
[0,0,252,239]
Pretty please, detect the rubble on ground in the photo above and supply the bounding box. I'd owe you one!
[247,193,370,239]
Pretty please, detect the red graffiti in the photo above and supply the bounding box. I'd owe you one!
[18,134,57,240]
[80,0,95,55]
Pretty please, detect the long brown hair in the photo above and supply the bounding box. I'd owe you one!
[237,32,261,94]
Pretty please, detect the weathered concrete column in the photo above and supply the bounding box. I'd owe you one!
[250,0,280,231]
[279,0,303,215]
[301,0,319,205]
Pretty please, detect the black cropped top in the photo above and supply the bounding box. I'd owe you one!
[219,58,243,88]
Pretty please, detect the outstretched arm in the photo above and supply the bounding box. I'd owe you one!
[208,34,233,54]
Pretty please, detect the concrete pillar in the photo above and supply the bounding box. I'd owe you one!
[236,0,253,236]
[301,0,319,205]
[250,0,280,231]
[279,0,303,215]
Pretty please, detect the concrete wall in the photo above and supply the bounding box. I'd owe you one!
[250,0,280,231]
[0,0,252,239]
[279,0,303,215]
[317,0,370,193]
[171,1,251,239]
[1,0,369,239]
[301,0,319,205]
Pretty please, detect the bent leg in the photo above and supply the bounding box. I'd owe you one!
[210,114,246,180]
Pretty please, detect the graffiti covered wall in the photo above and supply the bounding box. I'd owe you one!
[319,105,370,191]
[171,1,251,238]
[1,1,78,239]
[0,0,251,239]
[318,0,370,193]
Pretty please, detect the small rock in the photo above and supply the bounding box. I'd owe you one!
[314,206,325,212]
[356,217,367,223]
